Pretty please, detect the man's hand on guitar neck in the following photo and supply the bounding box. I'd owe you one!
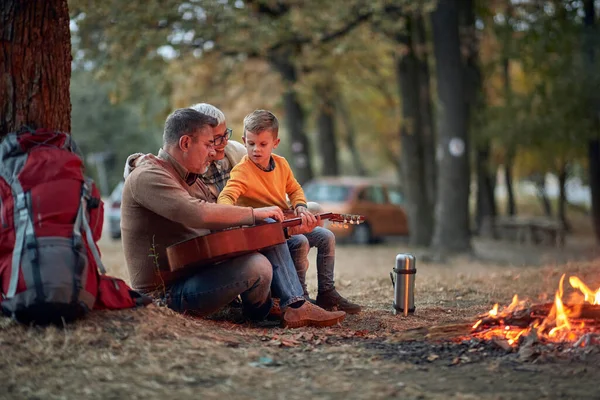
[254,206,285,222]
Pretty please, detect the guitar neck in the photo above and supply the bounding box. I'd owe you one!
[282,212,334,228]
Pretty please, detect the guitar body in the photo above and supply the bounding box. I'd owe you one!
[167,222,287,272]
[166,212,364,273]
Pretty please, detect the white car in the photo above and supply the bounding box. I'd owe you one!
[106,181,124,239]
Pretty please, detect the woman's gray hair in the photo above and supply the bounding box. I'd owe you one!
[190,103,226,125]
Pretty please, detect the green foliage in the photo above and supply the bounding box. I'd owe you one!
[71,70,165,193]
[478,0,600,177]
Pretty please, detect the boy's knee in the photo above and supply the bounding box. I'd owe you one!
[317,226,336,244]
[288,234,309,252]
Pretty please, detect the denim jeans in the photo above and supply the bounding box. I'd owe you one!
[166,253,273,320]
[259,242,306,308]
[287,226,336,295]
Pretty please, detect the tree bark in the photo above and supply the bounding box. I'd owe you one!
[590,140,600,241]
[505,152,517,216]
[557,163,569,231]
[269,52,314,184]
[533,173,552,217]
[336,95,367,176]
[430,0,471,253]
[413,13,437,210]
[476,144,497,236]
[584,0,600,244]
[315,83,339,176]
[502,47,517,217]
[0,0,71,138]
[397,15,433,246]
[459,0,495,236]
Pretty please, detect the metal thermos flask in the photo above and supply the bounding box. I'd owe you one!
[391,254,416,316]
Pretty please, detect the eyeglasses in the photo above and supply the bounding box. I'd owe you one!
[214,128,232,146]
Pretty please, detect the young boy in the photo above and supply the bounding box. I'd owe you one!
[217,110,361,314]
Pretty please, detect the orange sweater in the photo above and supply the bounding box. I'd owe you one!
[217,154,307,210]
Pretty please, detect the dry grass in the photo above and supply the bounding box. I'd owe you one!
[2,215,600,399]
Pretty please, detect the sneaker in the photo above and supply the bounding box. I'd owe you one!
[316,289,362,314]
[281,301,346,328]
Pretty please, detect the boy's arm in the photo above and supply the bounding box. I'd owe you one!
[217,164,249,205]
[283,159,307,209]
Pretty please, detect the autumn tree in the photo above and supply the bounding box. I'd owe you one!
[371,3,436,246]
[1,0,71,138]
[70,0,377,184]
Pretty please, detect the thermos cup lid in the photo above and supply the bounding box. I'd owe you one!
[394,254,416,272]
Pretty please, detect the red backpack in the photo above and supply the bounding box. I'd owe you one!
[0,128,147,325]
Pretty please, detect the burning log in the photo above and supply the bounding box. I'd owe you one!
[475,303,600,330]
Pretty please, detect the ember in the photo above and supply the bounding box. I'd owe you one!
[471,274,600,347]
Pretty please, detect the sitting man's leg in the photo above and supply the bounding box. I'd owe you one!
[286,234,310,298]
[260,242,346,328]
[166,252,273,321]
[304,227,362,314]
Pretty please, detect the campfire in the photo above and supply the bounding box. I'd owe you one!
[471,274,600,349]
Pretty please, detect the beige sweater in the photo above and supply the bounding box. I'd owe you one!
[121,148,255,292]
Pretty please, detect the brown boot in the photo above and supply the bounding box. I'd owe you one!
[268,298,282,319]
[316,289,362,314]
[281,301,346,328]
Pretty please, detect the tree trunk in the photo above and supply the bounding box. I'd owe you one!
[557,163,569,231]
[533,173,552,217]
[336,96,367,176]
[505,152,517,216]
[459,0,495,236]
[396,15,433,247]
[0,0,71,138]
[590,139,600,242]
[430,0,471,253]
[476,144,496,236]
[315,84,339,176]
[413,13,437,209]
[502,48,517,217]
[584,0,600,244]
[269,52,313,184]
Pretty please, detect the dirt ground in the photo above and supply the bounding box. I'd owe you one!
[2,221,600,399]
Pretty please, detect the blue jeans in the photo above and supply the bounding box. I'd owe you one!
[166,253,273,320]
[287,226,336,296]
[260,242,306,308]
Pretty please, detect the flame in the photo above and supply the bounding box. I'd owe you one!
[470,274,600,346]
[546,275,571,338]
[568,276,600,305]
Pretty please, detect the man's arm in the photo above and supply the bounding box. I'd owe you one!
[217,164,249,205]
[129,166,254,230]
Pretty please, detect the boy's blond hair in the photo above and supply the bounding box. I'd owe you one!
[243,110,279,138]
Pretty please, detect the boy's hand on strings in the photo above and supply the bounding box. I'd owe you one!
[289,206,320,235]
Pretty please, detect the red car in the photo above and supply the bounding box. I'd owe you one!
[303,177,409,244]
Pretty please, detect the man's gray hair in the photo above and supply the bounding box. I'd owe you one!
[163,108,218,145]
[190,103,226,125]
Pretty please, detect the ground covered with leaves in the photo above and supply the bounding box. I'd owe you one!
[2,231,600,400]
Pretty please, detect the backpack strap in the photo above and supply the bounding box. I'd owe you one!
[0,134,44,300]
[73,178,106,274]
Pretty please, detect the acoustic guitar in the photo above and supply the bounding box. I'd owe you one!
[166,212,365,272]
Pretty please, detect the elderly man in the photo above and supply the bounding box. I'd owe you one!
[190,103,361,314]
[121,108,345,328]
